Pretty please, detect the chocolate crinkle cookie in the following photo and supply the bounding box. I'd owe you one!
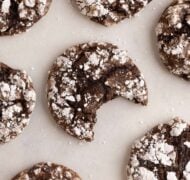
[0,62,36,143]
[156,0,190,80]
[73,0,152,26]
[47,42,148,141]
[12,162,82,180]
[127,117,190,180]
[0,0,52,36]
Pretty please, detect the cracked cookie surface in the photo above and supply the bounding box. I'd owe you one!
[47,42,148,141]
[12,162,82,180]
[156,0,190,80]
[0,62,36,143]
[0,0,52,35]
[74,0,152,26]
[127,117,190,180]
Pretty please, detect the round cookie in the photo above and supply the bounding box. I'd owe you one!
[0,62,36,143]
[12,162,81,180]
[127,117,190,180]
[47,42,148,141]
[0,0,52,36]
[74,0,152,26]
[156,0,190,80]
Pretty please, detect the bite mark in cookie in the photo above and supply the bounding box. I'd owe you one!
[156,0,190,80]
[127,117,190,179]
[0,62,36,143]
[47,42,148,141]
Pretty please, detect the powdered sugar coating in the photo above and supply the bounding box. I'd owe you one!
[47,42,148,141]
[0,63,36,143]
[74,0,152,26]
[156,0,190,80]
[127,117,190,180]
[12,162,81,180]
[0,0,52,35]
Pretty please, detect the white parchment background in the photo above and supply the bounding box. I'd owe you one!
[1,0,190,179]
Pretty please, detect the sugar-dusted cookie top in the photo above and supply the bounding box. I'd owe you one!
[74,0,152,26]
[12,162,82,180]
[47,42,148,141]
[0,62,36,143]
[127,117,190,179]
[156,0,190,80]
[0,0,52,35]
